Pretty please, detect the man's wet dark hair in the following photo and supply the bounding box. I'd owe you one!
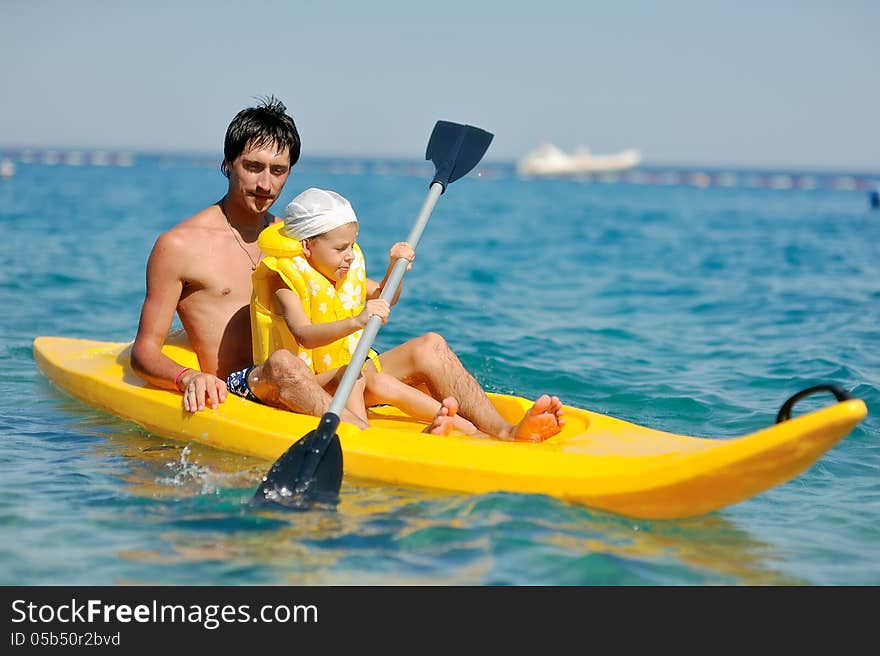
[221,95,301,178]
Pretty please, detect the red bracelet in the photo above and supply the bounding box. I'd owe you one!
[173,367,193,391]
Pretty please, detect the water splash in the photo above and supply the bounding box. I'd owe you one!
[156,446,220,495]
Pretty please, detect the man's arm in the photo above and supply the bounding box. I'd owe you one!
[130,231,226,411]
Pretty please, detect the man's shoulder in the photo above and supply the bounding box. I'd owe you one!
[158,205,221,239]
[179,203,222,229]
[149,206,221,259]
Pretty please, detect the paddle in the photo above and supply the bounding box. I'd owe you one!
[252,120,494,510]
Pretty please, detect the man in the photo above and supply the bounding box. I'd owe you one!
[131,96,564,441]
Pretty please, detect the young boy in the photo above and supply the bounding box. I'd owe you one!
[251,187,481,435]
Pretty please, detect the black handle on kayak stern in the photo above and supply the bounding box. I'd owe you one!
[775,384,854,424]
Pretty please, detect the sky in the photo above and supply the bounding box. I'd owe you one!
[1,0,878,171]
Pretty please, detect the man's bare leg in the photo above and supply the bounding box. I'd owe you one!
[377,333,564,441]
[511,394,565,442]
[249,350,369,429]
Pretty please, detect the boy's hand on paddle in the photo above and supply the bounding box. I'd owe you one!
[390,242,414,271]
[181,372,228,413]
[359,298,390,326]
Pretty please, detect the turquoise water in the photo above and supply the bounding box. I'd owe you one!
[1,159,878,585]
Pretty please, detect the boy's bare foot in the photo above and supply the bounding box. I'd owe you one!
[511,394,565,442]
[424,397,459,435]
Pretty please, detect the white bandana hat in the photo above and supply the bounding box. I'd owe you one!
[282,188,358,240]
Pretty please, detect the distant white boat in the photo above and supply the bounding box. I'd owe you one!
[0,158,15,179]
[517,142,642,177]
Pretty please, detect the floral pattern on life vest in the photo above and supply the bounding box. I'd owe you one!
[250,225,379,375]
[288,248,368,373]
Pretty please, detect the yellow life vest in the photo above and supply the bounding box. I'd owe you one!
[250,222,377,374]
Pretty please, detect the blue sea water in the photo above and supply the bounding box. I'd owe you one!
[1,157,878,586]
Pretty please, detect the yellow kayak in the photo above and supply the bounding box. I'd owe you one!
[33,334,867,520]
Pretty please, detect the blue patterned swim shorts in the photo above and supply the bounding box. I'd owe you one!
[226,365,260,403]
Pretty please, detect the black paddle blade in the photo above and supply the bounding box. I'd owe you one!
[251,414,343,510]
[426,121,494,189]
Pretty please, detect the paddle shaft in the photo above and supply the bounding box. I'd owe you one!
[326,182,444,417]
[252,122,493,509]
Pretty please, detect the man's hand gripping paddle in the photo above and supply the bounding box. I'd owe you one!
[252,121,494,510]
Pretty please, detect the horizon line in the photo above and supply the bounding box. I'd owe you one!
[1,145,878,178]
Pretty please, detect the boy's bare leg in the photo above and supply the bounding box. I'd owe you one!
[377,333,564,441]
[249,350,369,429]
[364,371,481,436]
[422,397,459,436]
[318,368,370,427]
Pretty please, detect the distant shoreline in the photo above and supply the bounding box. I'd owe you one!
[1,147,877,192]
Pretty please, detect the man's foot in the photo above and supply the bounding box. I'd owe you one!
[423,397,459,435]
[511,394,565,442]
